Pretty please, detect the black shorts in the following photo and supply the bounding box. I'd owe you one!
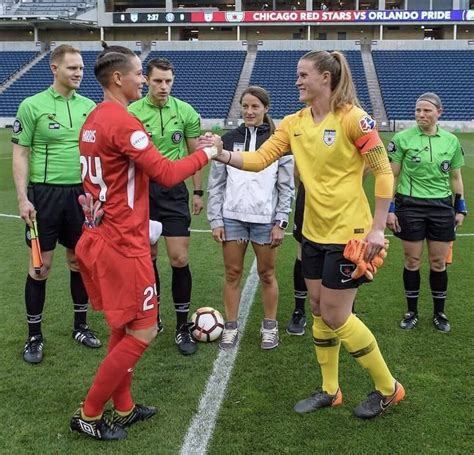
[301,237,368,290]
[394,194,455,242]
[149,181,191,237]
[25,183,84,251]
[293,182,305,243]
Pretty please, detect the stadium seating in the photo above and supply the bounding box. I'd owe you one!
[142,51,246,118]
[0,51,38,85]
[372,50,474,121]
[13,1,92,18]
[249,50,373,117]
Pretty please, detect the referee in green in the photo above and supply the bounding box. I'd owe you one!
[129,57,203,355]
[386,92,466,333]
[12,44,101,364]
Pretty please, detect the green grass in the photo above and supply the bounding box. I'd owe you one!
[0,129,472,454]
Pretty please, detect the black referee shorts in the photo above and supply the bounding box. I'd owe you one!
[301,237,368,290]
[149,181,191,237]
[293,182,305,243]
[25,183,84,251]
[394,194,455,242]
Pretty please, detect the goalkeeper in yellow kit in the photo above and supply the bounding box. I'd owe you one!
[213,50,405,419]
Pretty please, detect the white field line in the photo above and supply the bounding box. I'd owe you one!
[180,259,259,455]
[1,213,474,237]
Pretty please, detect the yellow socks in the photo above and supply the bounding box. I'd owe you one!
[334,314,395,396]
[114,406,135,417]
[312,315,341,395]
[81,408,102,421]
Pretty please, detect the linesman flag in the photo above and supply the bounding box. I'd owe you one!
[30,220,43,274]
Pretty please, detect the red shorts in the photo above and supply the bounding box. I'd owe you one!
[76,231,157,330]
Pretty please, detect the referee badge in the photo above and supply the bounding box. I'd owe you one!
[13,119,22,134]
[171,131,183,143]
[440,160,451,173]
[323,129,336,146]
[387,141,396,153]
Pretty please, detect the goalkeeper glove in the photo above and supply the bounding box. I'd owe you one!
[343,239,389,281]
[78,193,104,228]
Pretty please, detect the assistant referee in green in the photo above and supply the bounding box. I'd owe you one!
[12,44,101,364]
[386,92,466,333]
[128,57,202,356]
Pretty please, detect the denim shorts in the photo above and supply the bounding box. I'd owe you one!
[223,217,273,245]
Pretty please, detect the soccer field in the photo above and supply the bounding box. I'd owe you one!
[0,128,472,454]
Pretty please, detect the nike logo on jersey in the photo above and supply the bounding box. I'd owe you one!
[293,133,303,137]
[341,278,353,284]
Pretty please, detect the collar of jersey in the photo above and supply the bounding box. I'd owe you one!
[416,125,440,137]
[48,85,76,100]
[145,94,173,109]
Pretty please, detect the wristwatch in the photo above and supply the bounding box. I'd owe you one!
[275,220,289,230]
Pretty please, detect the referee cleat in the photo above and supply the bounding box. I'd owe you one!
[23,334,44,364]
[70,407,127,441]
[175,322,197,356]
[286,310,306,335]
[399,311,418,330]
[73,324,102,348]
[353,381,405,419]
[112,404,157,428]
[433,312,451,333]
[294,388,343,414]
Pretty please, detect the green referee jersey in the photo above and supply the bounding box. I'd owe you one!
[388,125,464,199]
[128,94,201,161]
[11,86,95,185]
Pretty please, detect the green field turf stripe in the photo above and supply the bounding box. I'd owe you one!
[180,259,259,455]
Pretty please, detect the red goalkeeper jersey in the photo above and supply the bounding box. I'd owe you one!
[79,101,208,257]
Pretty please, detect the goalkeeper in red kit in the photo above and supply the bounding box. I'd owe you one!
[69,43,221,441]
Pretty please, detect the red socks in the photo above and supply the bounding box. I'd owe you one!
[83,334,148,417]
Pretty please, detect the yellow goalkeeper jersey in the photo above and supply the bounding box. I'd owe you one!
[241,105,381,244]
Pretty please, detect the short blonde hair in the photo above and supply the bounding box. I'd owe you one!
[49,44,81,64]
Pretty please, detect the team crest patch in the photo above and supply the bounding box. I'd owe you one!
[171,131,183,144]
[359,115,376,133]
[13,119,22,134]
[340,263,355,278]
[323,129,336,146]
[387,141,396,153]
[440,160,451,172]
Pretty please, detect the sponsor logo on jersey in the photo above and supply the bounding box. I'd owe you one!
[48,123,60,129]
[233,142,245,152]
[171,131,183,144]
[440,160,451,172]
[130,130,150,150]
[359,115,376,133]
[340,263,355,278]
[13,119,22,134]
[387,141,396,153]
[323,129,336,146]
[82,129,96,143]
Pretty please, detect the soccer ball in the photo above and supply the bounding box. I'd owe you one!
[191,307,224,342]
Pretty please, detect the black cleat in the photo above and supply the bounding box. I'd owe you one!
[294,388,343,413]
[70,407,127,441]
[175,322,197,356]
[353,381,405,419]
[23,334,44,364]
[399,311,418,330]
[433,312,451,333]
[73,324,102,348]
[286,311,306,335]
[112,404,157,428]
[157,315,164,334]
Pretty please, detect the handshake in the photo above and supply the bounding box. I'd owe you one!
[343,238,389,281]
[196,132,223,159]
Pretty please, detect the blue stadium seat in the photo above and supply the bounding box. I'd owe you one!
[0,51,38,85]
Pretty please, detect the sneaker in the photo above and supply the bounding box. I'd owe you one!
[175,322,197,355]
[157,315,164,334]
[73,324,102,348]
[261,319,279,350]
[70,407,127,441]
[219,321,239,351]
[399,311,418,330]
[294,388,343,413]
[286,311,306,335]
[433,312,451,333]
[112,404,157,428]
[23,334,44,364]
[353,381,405,419]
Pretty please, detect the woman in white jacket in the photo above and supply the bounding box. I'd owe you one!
[207,86,294,350]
